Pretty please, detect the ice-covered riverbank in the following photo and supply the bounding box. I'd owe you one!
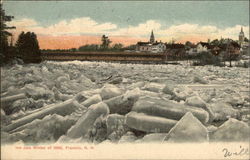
[1,61,249,144]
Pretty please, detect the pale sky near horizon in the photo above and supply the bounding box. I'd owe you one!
[3,1,249,49]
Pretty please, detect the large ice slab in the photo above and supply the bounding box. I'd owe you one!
[164,112,208,142]
[66,102,109,139]
[3,99,81,132]
[125,112,177,133]
[132,96,209,124]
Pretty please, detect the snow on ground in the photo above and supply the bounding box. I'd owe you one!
[1,60,249,144]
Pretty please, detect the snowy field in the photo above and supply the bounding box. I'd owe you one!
[1,60,249,144]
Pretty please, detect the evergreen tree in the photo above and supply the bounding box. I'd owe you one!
[0,3,15,65]
[101,35,112,50]
[16,32,41,63]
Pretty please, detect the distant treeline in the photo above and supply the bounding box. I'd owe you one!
[41,44,137,52]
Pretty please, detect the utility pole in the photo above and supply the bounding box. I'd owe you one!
[226,39,232,67]
[10,34,14,47]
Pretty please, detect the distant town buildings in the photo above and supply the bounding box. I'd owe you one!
[134,27,248,58]
[136,30,166,53]
[165,43,186,59]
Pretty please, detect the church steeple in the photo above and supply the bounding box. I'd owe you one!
[239,26,245,45]
[150,30,155,43]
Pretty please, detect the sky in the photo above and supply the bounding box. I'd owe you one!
[3,1,249,49]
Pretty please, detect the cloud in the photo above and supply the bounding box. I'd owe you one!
[7,17,249,48]
[109,20,162,37]
[8,18,38,27]
[8,17,117,36]
[158,24,249,43]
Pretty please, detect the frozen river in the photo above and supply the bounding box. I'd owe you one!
[1,61,249,144]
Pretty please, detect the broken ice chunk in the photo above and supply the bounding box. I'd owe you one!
[66,102,109,139]
[100,84,124,100]
[125,112,177,133]
[81,94,102,108]
[164,112,209,142]
[132,96,209,124]
[211,118,250,142]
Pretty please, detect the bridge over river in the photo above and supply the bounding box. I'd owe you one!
[41,51,167,63]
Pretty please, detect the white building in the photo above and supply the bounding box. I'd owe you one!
[136,30,166,53]
[196,42,209,53]
[151,42,166,53]
[187,47,197,56]
[136,42,152,52]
